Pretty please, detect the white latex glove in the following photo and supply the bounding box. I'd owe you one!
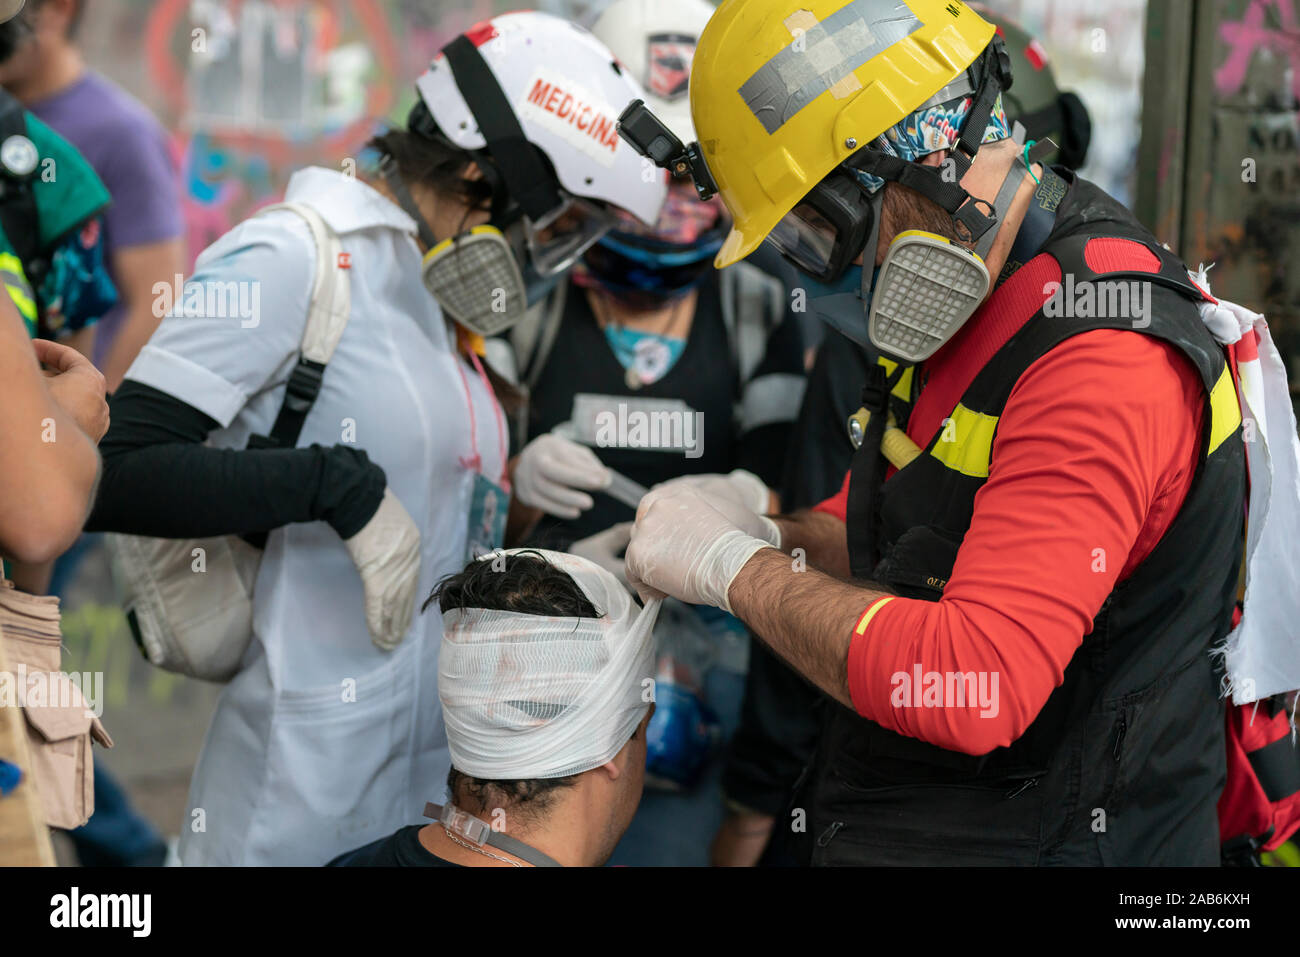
[650,477,780,548]
[343,488,422,651]
[653,468,773,516]
[568,522,634,593]
[692,487,783,548]
[514,433,611,519]
[626,485,773,612]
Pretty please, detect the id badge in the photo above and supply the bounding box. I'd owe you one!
[466,473,508,561]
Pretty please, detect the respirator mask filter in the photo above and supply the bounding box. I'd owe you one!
[421,225,527,338]
[868,230,990,363]
[420,191,619,337]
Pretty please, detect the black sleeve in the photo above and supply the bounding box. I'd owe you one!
[735,421,791,491]
[86,380,386,540]
[778,328,874,510]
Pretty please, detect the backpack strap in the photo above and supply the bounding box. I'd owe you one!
[0,90,43,306]
[247,201,352,451]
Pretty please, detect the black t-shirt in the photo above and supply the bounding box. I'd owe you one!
[327,825,463,867]
[523,273,800,550]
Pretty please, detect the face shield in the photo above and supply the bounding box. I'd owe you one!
[521,192,618,278]
[573,174,726,307]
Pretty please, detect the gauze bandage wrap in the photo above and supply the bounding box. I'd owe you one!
[438,549,661,780]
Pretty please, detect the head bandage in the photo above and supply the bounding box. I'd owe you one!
[438,549,661,780]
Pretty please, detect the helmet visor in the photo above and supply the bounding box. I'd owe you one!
[766,201,842,281]
[524,194,618,277]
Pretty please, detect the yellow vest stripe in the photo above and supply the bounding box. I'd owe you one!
[931,403,999,478]
[0,253,37,326]
[922,363,1236,479]
[3,282,36,323]
[1207,364,1241,457]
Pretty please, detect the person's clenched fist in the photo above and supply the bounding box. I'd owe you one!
[626,485,773,612]
[34,338,109,442]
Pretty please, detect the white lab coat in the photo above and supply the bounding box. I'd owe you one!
[127,167,506,864]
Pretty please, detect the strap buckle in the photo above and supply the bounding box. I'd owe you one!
[283,357,326,413]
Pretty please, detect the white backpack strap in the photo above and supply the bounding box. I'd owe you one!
[258,201,351,363]
[241,201,352,469]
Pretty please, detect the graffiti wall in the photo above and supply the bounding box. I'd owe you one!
[82,1,1153,266]
[81,0,521,266]
[1190,0,1300,384]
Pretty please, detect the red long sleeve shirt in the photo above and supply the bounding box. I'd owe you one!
[813,328,1206,755]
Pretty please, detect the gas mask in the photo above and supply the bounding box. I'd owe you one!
[574,176,725,310]
[420,224,528,338]
[797,147,1032,363]
[577,226,724,310]
[868,230,991,363]
[383,152,616,338]
[624,37,1023,364]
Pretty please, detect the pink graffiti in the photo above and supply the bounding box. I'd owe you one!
[1215,0,1300,101]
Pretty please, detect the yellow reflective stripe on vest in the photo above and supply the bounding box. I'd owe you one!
[876,356,915,402]
[1207,364,1241,456]
[931,403,999,478]
[0,252,37,328]
[929,364,1238,480]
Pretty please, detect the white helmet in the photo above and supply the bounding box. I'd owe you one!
[591,0,716,144]
[416,10,667,235]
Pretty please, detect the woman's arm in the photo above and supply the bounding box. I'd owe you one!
[86,381,386,540]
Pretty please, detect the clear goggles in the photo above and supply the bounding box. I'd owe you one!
[767,202,842,280]
[764,173,878,283]
[522,193,619,277]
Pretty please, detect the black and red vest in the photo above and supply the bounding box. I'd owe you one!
[805,173,1247,866]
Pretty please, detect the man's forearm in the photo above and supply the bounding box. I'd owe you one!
[727,547,889,709]
[772,508,850,578]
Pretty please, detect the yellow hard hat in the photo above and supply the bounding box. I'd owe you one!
[691,0,997,268]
